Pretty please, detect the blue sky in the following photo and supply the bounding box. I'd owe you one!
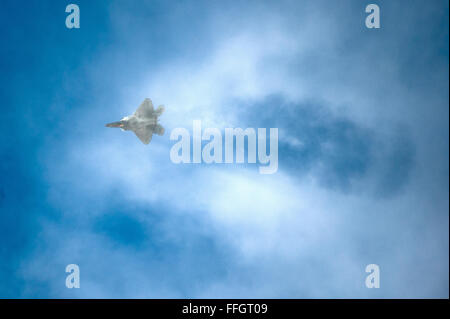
[0,0,448,298]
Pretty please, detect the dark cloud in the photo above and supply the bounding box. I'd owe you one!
[234,95,415,196]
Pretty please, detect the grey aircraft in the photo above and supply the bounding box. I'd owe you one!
[106,98,165,144]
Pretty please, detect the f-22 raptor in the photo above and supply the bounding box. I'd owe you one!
[106,98,165,144]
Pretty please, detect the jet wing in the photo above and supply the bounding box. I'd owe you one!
[133,125,153,144]
[134,98,154,118]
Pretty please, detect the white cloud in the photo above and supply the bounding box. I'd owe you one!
[19,0,448,298]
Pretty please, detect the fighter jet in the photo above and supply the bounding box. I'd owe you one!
[106,98,165,144]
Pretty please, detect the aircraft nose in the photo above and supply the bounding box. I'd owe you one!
[106,121,123,128]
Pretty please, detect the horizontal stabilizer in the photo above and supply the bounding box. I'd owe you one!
[155,105,165,117]
[154,124,165,136]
